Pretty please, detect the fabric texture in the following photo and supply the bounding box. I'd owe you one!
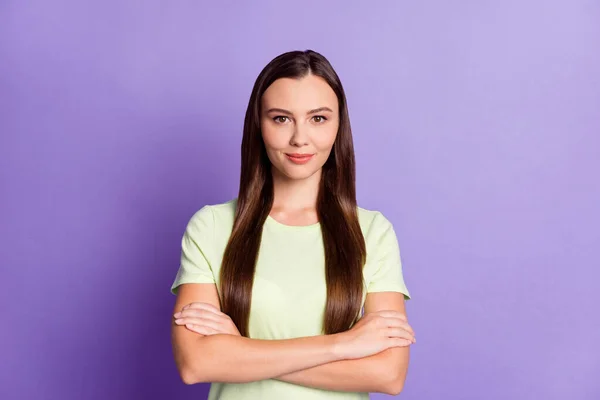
[171,198,410,400]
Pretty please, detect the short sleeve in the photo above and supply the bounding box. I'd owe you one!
[366,213,411,299]
[170,206,216,295]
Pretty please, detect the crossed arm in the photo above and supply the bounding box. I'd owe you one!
[171,283,411,395]
[274,291,410,394]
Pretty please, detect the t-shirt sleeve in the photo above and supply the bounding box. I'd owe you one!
[170,206,216,295]
[366,212,411,299]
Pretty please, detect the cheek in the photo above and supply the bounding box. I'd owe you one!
[312,126,338,152]
[261,124,289,151]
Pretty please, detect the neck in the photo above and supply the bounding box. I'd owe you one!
[271,168,321,212]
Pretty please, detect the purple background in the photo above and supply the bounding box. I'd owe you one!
[1,1,599,399]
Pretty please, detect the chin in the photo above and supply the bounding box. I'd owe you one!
[283,169,318,180]
[275,165,320,181]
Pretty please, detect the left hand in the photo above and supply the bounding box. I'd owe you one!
[173,302,241,336]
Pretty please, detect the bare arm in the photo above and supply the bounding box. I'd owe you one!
[274,292,412,395]
[171,283,344,384]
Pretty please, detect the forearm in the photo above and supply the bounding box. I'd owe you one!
[276,348,409,395]
[179,333,344,384]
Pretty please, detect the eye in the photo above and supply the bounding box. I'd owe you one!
[273,116,289,124]
[312,115,327,123]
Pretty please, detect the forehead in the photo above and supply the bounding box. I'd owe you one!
[261,75,338,112]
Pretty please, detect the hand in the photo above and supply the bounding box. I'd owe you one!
[334,311,416,360]
[173,302,241,336]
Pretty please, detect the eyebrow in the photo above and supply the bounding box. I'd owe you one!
[265,107,334,115]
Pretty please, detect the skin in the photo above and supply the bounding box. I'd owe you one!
[171,74,415,395]
[261,74,338,225]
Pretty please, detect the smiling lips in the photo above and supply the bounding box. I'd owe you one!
[285,153,314,165]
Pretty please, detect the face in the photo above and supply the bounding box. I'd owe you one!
[260,74,339,181]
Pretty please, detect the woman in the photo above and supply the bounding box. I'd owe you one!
[170,50,415,400]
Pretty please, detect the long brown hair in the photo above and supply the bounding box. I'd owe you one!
[220,50,366,336]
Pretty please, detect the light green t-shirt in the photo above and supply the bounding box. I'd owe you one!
[171,198,410,400]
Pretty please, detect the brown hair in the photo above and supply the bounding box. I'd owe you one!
[219,50,366,336]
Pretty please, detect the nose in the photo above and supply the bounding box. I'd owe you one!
[290,123,309,147]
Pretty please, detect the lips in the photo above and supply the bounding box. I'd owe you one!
[285,153,314,164]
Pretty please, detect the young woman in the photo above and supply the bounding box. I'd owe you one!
[170,50,415,400]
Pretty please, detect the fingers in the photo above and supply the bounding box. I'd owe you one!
[173,303,233,335]
[384,327,416,343]
[174,303,226,324]
[174,316,223,332]
[387,337,413,348]
[181,302,222,315]
[177,308,224,323]
[369,311,415,336]
[382,319,415,336]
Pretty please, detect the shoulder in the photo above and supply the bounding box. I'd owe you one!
[204,198,237,221]
[187,198,237,232]
[357,205,400,264]
[188,198,236,223]
[357,205,395,239]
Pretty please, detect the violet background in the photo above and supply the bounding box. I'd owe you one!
[1,1,599,399]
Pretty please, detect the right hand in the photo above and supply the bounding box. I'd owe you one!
[174,302,241,337]
[334,311,416,360]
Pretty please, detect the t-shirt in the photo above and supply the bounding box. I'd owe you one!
[170,198,410,400]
